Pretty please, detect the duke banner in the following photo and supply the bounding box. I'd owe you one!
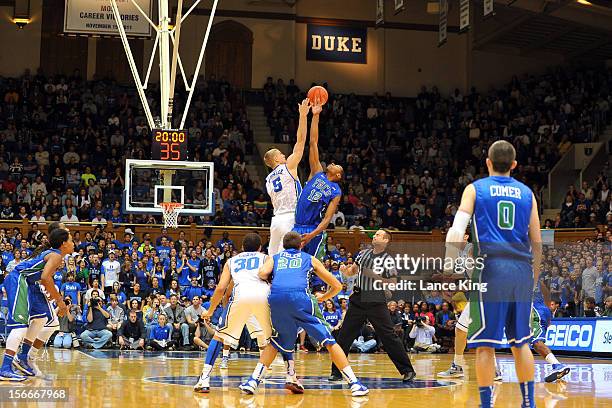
[306,25,367,64]
[64,0,152,37]
[459,0,470,32]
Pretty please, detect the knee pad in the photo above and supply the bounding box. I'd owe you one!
[6,327,28,352]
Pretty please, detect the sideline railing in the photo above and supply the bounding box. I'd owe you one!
[0,220,601,253]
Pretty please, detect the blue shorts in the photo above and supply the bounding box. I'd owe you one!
[467,258,533,349]
[269,291,335,353]
[292,225,326,261]
[531,301,552,346]
[6,272,54,329]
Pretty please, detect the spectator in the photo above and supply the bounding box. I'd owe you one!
[603,296,612,317]
[388,300,404,339]
[101,251,120,294]
[106,295,125,340]
[322,299,343,336]
[118,310,146,350]
[435,302,456,340]
[52,296,80,349]
[184,277,203,300]
[144,297,164,337]
[148,314,174,351]
[60,273,81,306]
[350,322,377,353]
[583,297,602,317]
[84,278,105,304]
[60,207,79,224]
[184,295,206,342]
[163,294,190,349]
[80,291,112,349]
[409,316,441,352]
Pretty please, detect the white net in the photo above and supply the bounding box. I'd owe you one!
[160,203,183,229]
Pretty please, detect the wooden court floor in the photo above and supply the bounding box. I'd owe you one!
[0,348,610,407]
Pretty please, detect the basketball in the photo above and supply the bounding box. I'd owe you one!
[307,85,328,105]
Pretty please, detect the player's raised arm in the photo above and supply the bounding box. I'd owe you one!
[204,262,232,320]
[308,98,324,180]
[528,192,543,286]
[540,278,551,306]
[286,99,311,176]
[444,184,476,274]
[41,252,67,316]
[257,256,275,281]
[301,195,341,248]
[311,257,342,302]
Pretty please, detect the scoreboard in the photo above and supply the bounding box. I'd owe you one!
[151,129,188,161]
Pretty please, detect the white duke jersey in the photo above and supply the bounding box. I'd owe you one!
[265,164,302,216]
[229,252,270,300]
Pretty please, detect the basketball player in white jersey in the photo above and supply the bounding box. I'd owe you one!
[264,98,313,256]
[194,233,272,393]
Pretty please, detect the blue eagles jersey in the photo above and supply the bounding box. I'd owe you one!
[533,279,545,306]
[294,172,341,227]
[13,249,60,286]
[271,249,313,292]
[472,176,533,261]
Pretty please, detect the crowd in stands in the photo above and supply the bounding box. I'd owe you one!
[0,69,265,227]
[1,68,611,231]
[263,69,612,231]
[1,225,609,352]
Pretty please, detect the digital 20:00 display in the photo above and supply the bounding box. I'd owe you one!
[151,129,188,161]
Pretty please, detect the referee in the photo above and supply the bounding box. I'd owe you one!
[329,229,416,382]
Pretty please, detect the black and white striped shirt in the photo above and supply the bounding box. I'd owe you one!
[355,248,397,293]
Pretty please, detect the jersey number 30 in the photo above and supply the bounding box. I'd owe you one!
[497,201,515,230]
[235,257,261,271]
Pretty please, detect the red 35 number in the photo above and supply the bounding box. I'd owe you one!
[160,142,181,160]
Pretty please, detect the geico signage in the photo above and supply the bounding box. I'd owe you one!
[545,322,594,350]
[306,25,367,64]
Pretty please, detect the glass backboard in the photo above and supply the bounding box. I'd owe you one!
[124,159,214,215]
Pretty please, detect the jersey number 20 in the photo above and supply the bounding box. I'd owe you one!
[497,201,515,230]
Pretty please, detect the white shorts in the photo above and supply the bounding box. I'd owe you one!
[217,297,272,349]
[245,315,267,348]
[456,301,471,333]
[269,212,295,256]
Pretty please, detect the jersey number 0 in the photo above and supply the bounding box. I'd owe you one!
[497,201,515,230]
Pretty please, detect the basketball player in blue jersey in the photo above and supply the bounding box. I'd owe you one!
[445,141,542,408]
[531,279,570,383]
[293,100,343,261]
[239,232,369,397]
[0,228,74,381]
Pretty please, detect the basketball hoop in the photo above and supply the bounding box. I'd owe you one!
[160,202,183,229]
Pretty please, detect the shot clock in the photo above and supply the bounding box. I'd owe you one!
[151,129,188,161]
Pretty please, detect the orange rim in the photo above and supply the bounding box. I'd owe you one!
[160,202,184,210]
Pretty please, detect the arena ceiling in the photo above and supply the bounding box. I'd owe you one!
[473,0,612,61]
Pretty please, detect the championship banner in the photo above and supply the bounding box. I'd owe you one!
[484,0,494,18]
[438,0,448,47]
[459,0,470,32]
[394,0,405,15]
[306,25,367,64]
[376,0,384,27]
[64,0,152,37]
